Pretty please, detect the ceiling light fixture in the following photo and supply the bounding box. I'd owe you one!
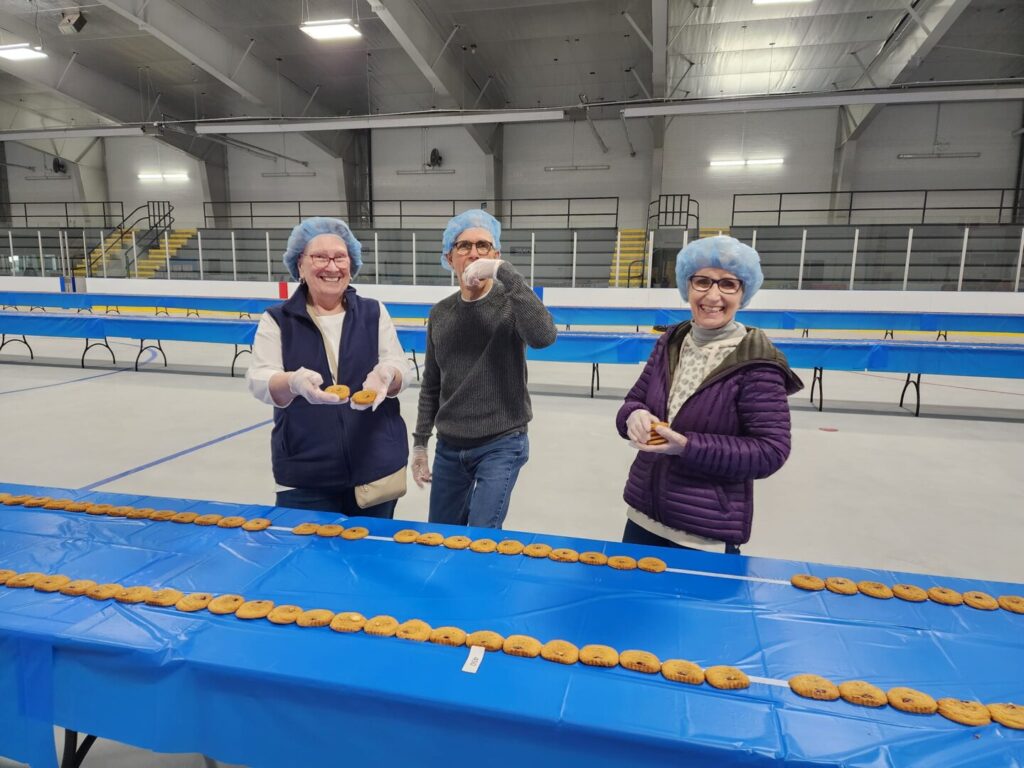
[751,0,814,5]
[896,152,980,160]
[299,18,361,40]
[396,169,456,175]
[0,43,48,61]
[261,171,317,178]
[544,164,611,172]
[137,172,189,181]
[710,158,784,167]
[0,126,147,141]
[193,109,566,134]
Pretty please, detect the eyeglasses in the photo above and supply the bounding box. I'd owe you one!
[307,254,349,268]
[453,240,494,256]
[689,275,743,294]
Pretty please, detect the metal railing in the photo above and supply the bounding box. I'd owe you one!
[83,202,175,277]
[732,188,1020,227]
[647,194,700,231]
[204,197,620,230]
[0,201,124,228]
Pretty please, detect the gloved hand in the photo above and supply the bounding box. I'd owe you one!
[625,408,656,444]
[362,362,400,411]
[461,258,504,289]
[288,367,339,405]
[411,446,432,488]
[634,423,688,455]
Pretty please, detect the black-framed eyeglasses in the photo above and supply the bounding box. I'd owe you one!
[308,254,349,268]
[453,240,494,256]
[689,275,743,294]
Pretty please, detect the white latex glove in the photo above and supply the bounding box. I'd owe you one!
[632,423,688,455]
[288,366,340,405]
[411,446,432,488]
[461,258,503,289]
[625,408,656,444]
[361,362,399,411]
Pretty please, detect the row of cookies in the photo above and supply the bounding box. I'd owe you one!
[791,574,1024,614]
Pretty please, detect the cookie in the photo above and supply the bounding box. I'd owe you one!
[23,496,51,508]
[296,608,335,628]
[86,503,113,516]
[997,595,1024,614]
[236,600,275,620]
[65,502,90,513]
[937,698,991,726]
[2,494,30,506]
[324,384,350,401]
[6,572,45,589]
[267,605,305,625]
[126,507,155,519]
[429,626,467,646]
[638,556,667,573]
[396,619,432,641]
[706,665,750,690]
[469,538,497,553]
[838,680,887,708]
[328,611,366,632]
[661,659,705,685]
[465,630,504,651]
[393,529,419,543]
[115,586,154,604]
[824,577,858,596]
[208,594,246,615]
[962,591,999,611]
[790,574,826,591]
[988,703,1024,730]
[858,581,894,599]
[363,615,399,637]
[175,592,214,612]
[0,569,16,585]
[549,548,579,563]
[33,575,71,593]
[892,583,928,602]
[242,518,272,532]
[579,644,619,667]
[0,492,11,503]
[146,588,184,607]
[341,526,369,540]
[171,512,199,524]
[443,535,472,550]
[43,499,72,510]
[496,539,524,555]
[789,674,840,701]
[316,524,344,538]
[194,514,223,526]
[541,639,579,665]
[620,650,661,674]
[608,555,637,571]
[350,389,377,409]
[523,543,553,558]
[291,523,319,535]
[107,506,134,518]
[86,583,122,600]
[59,579,97,597]
[887,686,938,714]
[149,510,176,522]
[217,516,246,529]
[416,532,444,546]
[502,634,542,658]
[927,586,963,606]
[579,552,608,566]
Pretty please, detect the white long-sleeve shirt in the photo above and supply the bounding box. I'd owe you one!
[246,302,411,406]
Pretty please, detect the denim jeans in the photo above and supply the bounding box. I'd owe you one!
[428,432,529,529]
[622,519,740,555]
[276,487,397,519]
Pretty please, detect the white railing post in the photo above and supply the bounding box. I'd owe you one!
[37,231,45,277]
[614,229,621,288]
[751,229,757,249]
[849,228,859,290]
[81,229,86,279]
[646,230,654,289]
[101,231,108,278]
[412,232,417,286]
[683,230,689,248]
[131,231,138,279]
[231,231,238,280]
[265,231,272,281]
[957,227,969,292]
[57,231,65,277]
[1015,227,1023,292]
[374,232,379,284]
[797,229,807,289]
[8,232,14,277]
[164,230,172,279]
[902,227,914,290]
[571,231,577,288]
[530,232,535,287]
[197,230,204,280]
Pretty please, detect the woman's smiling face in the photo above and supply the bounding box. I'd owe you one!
[688,267,743,329]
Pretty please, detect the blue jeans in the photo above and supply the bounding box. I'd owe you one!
[622,519,740,555]
[428,432,529,529]
[276,487,396,519]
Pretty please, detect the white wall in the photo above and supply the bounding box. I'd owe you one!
[371,126,491,206]
[5,142,84,215]
[104,137,206,228]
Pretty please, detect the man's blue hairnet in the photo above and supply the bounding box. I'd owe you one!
[440,209,502,270]
[283,217,362,280]
[675,235,763,309]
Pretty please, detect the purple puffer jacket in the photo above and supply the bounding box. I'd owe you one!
[616,323,803,545]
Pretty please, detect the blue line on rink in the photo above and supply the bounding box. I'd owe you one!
[78,418,273,491]
[0,347,158,396]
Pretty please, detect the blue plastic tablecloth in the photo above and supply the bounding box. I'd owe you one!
[1,482,1022,767]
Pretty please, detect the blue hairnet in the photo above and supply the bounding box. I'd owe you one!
[675,235,763,309]
[283,217,362,280]
[440,209,502,270]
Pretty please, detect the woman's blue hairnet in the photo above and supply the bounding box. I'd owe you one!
[675,235,763,309]
[440,209,502,270]
[283,217,362,280]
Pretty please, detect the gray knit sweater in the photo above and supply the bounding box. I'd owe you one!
[413,262,557,448]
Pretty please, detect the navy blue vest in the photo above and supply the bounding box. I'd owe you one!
[266,284,408,490]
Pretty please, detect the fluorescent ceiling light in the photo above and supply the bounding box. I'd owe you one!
[709,159,745,167]
[300,18,361,40]
[752,0,813,5]
[261,171,317,178]
[0,43,47,61]
[896,152,980,159]
[137,172,189,181]
[746,157,785,165]
[194,109,566,134]
[396,169,456,175]
[544,164,611,172]
[0,125,146,141]
[710,158,783,167]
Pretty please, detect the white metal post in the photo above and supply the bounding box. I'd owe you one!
[957,227,969,292]
[101,231,108,278]
[7,232,14,276]
[614,229,621,288]
[849,228,859,290]
[231,231,238,280]
[646,230,654,289]
[57,231,65,277]
[902,227,914,290]
[197,230,204,280]
[37,231,45,277]
[751,229,757,249]
[131,231,138,279]
[265,231,272,281]
[683,230,689,248]
[164,230,172,279]
[530,232,535,287]
[412,232,417,286]
[81,229,87,279]
[374,232,379,284]
[1015,227,1023,292]
[571,231,577,288]
[797,229,807,289]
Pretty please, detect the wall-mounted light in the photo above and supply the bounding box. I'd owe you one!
[709,158,784,167]
[896,152,980,160]
[138,172,189,181]
[396,169,456,175]
[261,171,317,178]
[543,164,611,172]
[0,43,48,61]
[299,18,361,40]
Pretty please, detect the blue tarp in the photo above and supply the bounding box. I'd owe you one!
[0,482,1022,767]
